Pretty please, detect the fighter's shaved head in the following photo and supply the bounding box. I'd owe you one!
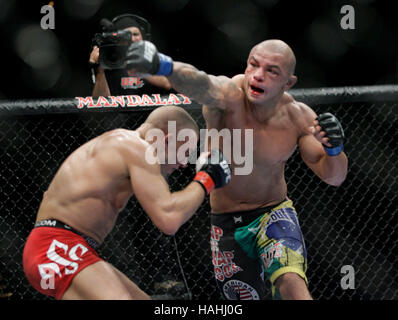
[145,105,199,136]
[251,39,296,76]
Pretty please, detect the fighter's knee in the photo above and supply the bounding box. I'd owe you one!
[274,272,312,300]
[275,272,304,288]
[274,272,307,290]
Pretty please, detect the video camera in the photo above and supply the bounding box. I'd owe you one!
[93,29,132,70]
[92,15,151,70]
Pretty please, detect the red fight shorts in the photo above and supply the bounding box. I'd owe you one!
[23,224,102,299]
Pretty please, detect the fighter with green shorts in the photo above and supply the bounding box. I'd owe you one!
[211,199,307,299]
[124,37,348,299]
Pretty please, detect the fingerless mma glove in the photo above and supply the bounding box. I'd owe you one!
[194,149,231,195]
[317,112,345,156]
[125,40,173,76]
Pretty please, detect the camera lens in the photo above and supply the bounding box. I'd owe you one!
[99,44,129,69]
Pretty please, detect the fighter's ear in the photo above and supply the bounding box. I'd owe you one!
[285,75,297,90]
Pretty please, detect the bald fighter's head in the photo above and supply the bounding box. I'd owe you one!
[144,105,199,136]
[142,105,199,174]
[245,39,297,104]
[250,39,296,76]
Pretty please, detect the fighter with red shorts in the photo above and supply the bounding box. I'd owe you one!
[23,220,102,299]
[23,106,231,299]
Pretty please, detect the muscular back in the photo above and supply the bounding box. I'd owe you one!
[204,76,304,213]
[37,130,137,243]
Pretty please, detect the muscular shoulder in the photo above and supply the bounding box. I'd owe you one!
[229,74,245,102]
[97,129,148,166]
[283,94,317,136]
[231,74,244,87]
[217,74,243,103]
[100,129,139,146]
[206,74,243,109]
[203,74,243,117]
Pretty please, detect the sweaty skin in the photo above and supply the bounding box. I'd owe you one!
[163,39,347,300]
[167,39,348,213]
[37,130,137,244]
[29,106,221,300]
[37,108,201,244]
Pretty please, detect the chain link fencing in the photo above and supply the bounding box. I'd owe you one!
[0,87,397,299]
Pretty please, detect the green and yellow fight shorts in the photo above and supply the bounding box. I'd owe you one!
[210,199,308,300]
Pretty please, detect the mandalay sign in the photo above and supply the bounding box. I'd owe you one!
[75,94,193,109]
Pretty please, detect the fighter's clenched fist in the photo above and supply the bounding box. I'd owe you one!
[309,112,345,156]
[125,40,173,76]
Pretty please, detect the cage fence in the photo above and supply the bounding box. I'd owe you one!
[0,86,397,300]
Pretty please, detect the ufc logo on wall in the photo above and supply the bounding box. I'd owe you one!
[38,239,88,290]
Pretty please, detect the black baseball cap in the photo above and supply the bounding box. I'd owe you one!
[112,15,141,30]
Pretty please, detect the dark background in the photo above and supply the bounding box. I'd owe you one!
[0,0,397,100]
[0,0,397,301]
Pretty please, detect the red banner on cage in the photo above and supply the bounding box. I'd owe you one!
[75,93,192,109]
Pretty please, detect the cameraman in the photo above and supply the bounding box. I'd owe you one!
[89,14,172,97]
[89,15,186,299]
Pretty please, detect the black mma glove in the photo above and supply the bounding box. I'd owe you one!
[317,112,345,156]
[194,149,231,195]
[125,40,173,76]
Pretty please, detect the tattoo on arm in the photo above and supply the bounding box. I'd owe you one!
[168,62,226,108]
